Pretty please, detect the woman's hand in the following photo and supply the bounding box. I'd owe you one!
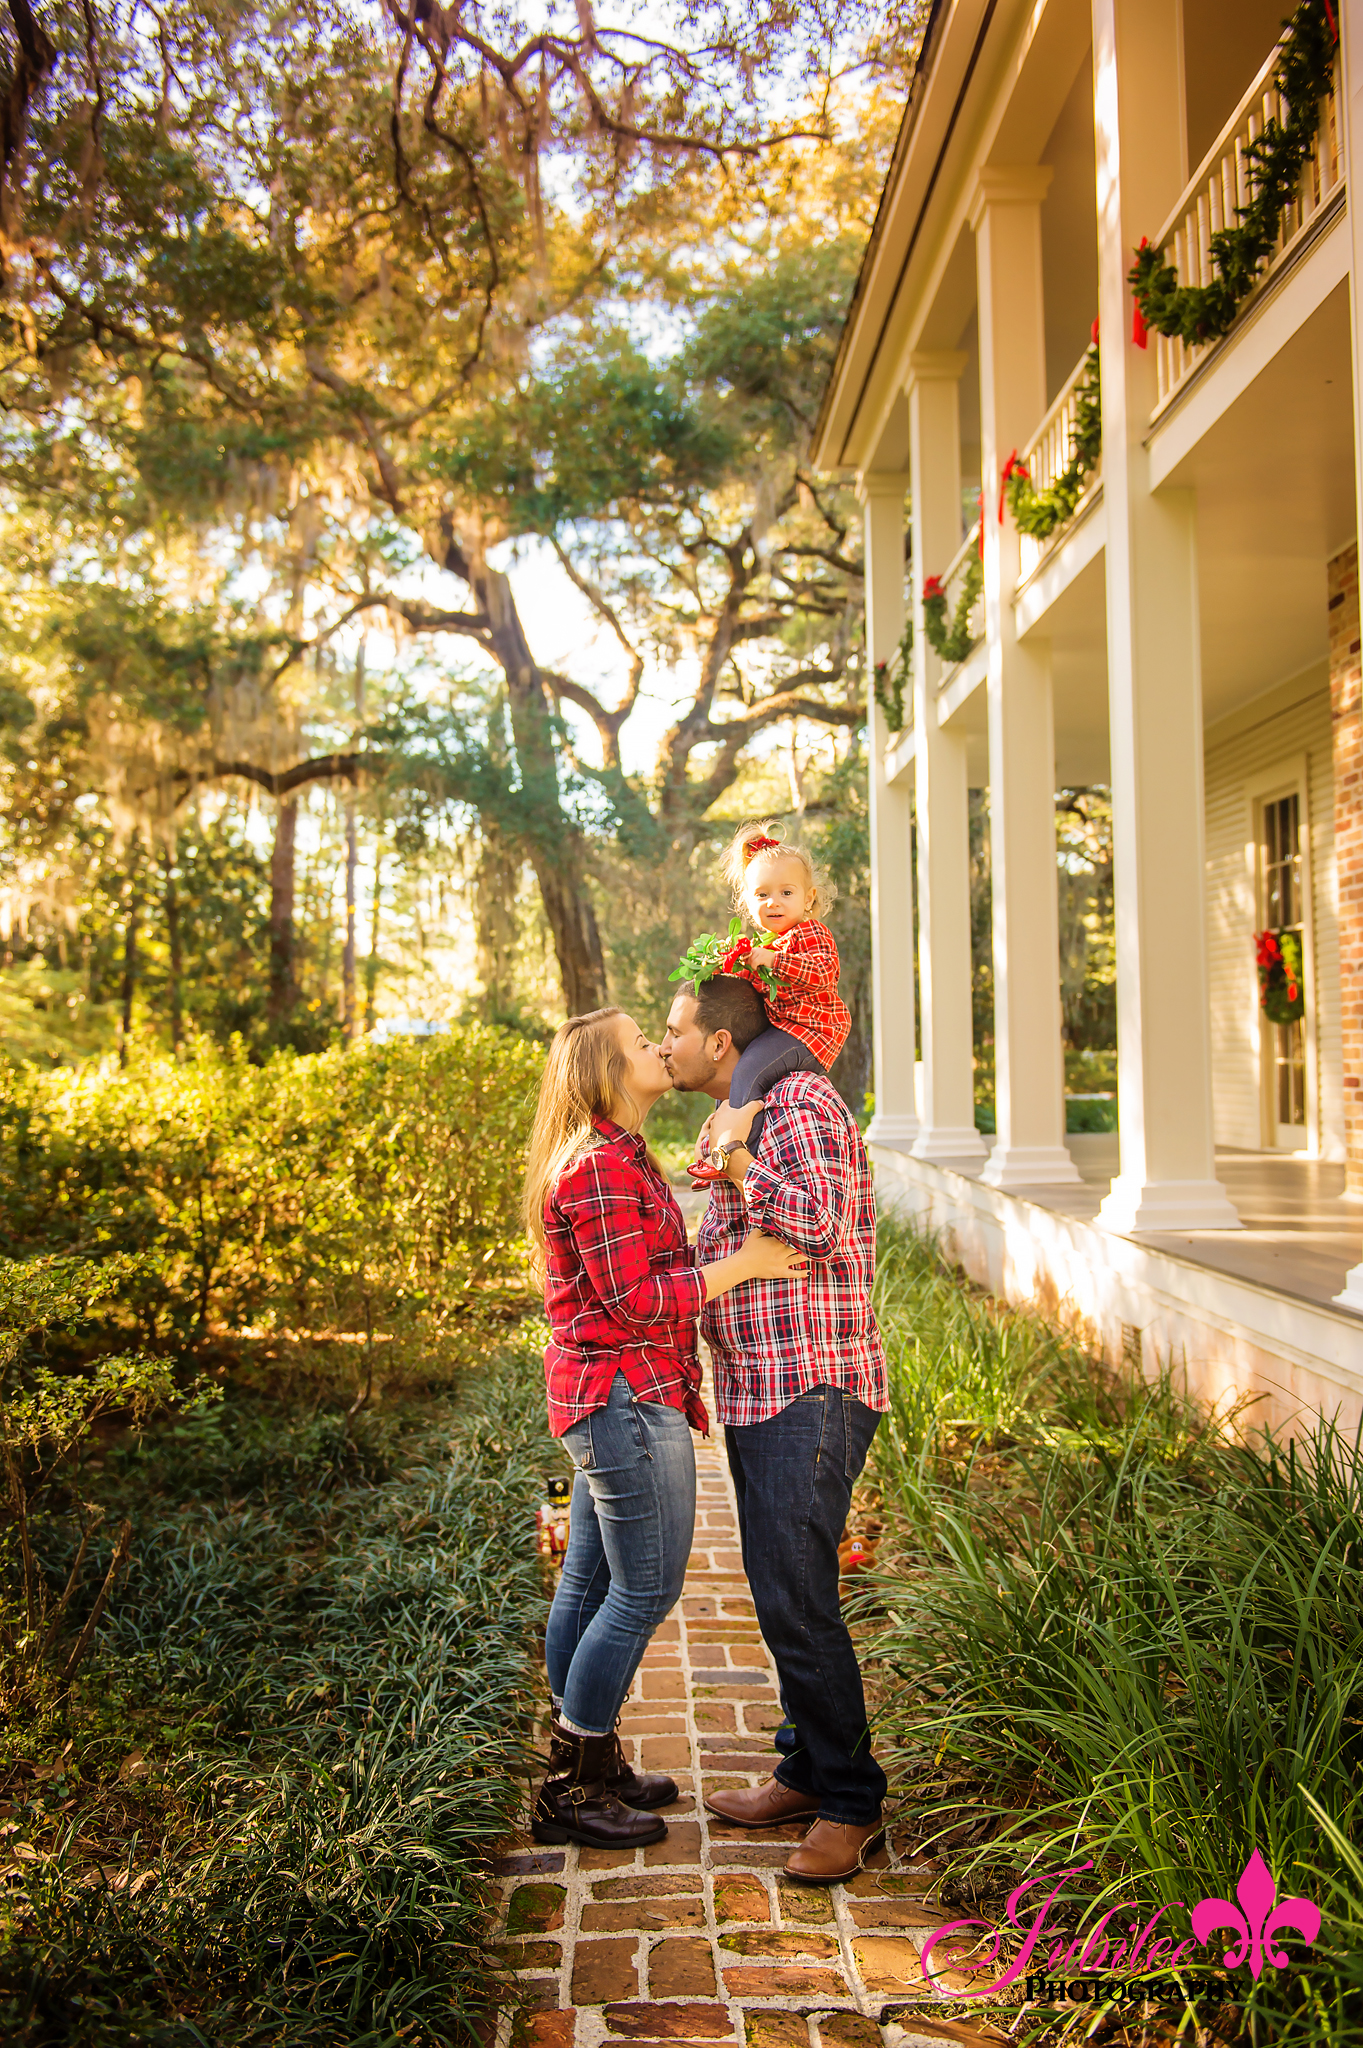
[710,1097,763,1151]
[740,1229,807,1280]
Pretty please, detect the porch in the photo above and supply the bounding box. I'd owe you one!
[871,1139,1363,1439]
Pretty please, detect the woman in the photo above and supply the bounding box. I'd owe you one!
[522,1007,804,1849]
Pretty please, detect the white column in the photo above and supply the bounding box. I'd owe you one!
[907,354,988,1165]
[1333,0,1363,1305]
[969,168,1082,1190]
[859,473,920,1147]
[1091,0,1240,1231]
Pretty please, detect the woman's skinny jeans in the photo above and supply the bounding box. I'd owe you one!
[545,1371,696,1737]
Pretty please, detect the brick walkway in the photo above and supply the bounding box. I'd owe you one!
[492,1405,1008,2048]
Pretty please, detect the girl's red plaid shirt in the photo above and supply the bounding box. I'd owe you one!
[541,1119,709,1438]
[698,1073,887,1428]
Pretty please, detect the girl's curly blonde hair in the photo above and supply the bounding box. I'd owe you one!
[720,820,836,919]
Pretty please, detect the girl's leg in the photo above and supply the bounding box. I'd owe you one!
[728,1026,826,1109]
[558,1374,696,1736]
[544,1459,610,1709]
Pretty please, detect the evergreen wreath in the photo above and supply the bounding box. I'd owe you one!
[1129,0,1338,349]
[872,617,914,732]
[1002,345,1102,539]
[1255,928,1306,1026]
[670,917,779,994]
[923,556,984,665]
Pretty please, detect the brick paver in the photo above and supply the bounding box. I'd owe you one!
[493,1378,1008,2048]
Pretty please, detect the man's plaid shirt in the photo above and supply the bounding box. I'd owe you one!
[737,918,851,1072]
[543,1119,708,1438]
[698,1073,887,1427]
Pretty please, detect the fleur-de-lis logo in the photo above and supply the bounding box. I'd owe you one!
[1191,1849,1321,1979]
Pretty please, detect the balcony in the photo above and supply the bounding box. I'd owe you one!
[1151,39,1342,416]
[1017,344,1104,585]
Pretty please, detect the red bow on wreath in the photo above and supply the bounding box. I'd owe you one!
[721,936,754,972]
[998,450,1028,524]
[922,574,944,600]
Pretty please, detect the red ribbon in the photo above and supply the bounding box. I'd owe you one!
[977,488,984,559]
[1323,0,1337,43]
[743,834,780,858]
[998,450,1028,525]
[922,574,944,600]
[1132,298,1148,349]
[1091,314,1100,345]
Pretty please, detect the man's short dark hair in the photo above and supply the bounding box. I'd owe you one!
[684,974,766,1051]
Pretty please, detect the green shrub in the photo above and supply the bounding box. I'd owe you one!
[0,1027,544,1369]
[859,1220,1363,2045]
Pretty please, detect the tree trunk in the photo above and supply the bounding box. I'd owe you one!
[470,557,608,1014]
[474,823,519,1018]
[344,644,364,1041]
[118,861,140,1068]
[364,849,382,1032]
[161,849,183,1052]
[269,797,299,1021]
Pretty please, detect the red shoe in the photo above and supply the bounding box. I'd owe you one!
[687,1158,727,1184]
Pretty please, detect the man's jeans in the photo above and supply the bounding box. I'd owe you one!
[726,1384,887,1824]
[546,1371,695,1736]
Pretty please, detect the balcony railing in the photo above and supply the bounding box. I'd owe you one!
[1152,42,1341,412]
[930,524,985,672]
[1017,344,1102,578]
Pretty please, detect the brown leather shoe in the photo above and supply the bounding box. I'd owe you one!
[704,1777,821,1829]
[783,1816,885,1885]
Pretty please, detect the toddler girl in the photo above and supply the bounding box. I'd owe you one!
[689,823,850,1178]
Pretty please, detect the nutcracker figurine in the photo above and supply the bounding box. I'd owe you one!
[536,1476,572,1565]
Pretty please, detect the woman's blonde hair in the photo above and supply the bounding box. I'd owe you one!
[721,820,836,919]
[522,1008,632,1280]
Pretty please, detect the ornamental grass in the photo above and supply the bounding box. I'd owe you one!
[857,1218,1363,2045]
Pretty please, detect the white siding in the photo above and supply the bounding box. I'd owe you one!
[1203,666,1343,1158]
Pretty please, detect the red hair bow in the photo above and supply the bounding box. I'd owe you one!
[744,833,781,857]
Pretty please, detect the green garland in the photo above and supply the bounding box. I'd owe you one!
[1003,345,1102,539]
[1129,0,1337,348]
[923,557,984,665]
[670,917,779,994]
[872,616,914,732]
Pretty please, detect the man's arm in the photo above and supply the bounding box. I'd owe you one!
[724,1089,851,1259]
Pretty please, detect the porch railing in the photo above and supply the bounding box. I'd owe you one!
[931,523,985,671]
[1152,41,1341,412]
[1017,343,1102,577]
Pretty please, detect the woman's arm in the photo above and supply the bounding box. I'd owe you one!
[701,1229,806,1301]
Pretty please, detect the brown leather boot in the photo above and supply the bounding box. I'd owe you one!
[783,1815,885,1885]
[704,1777,821,1828]
[605,1722,678,1811]
[532,1722,667,1848]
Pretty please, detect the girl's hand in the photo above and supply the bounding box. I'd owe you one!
[748,945,778,970]
[741,1229,807,1280]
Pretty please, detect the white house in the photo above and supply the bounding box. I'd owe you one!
[812,0,1363,1429]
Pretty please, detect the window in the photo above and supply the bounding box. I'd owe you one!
[1260,791,1306,1140]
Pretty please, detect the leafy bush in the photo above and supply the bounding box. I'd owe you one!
[0,1026,544,1375]
[859,1219,1363,2045]
[0,1342,555,2047]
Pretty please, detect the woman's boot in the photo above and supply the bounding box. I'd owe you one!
[532,1722,667,1848]
[604,1719,678,1810]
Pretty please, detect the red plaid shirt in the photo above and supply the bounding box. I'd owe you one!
[542,1119,709,1438]
[739,919,850,1071]
[698,1073,886,1427]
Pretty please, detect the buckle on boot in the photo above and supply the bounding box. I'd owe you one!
[568,1784,590,1805]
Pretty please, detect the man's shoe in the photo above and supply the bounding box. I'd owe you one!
[705,1777,821,1829]
[605,1723,678,1811]
[783,1816,886,1886]
[532,1722,667,1848]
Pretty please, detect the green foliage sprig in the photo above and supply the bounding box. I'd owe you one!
[1003,345,1103,539]
[923,556,984,665]
[670,918,779,994]
[1129,1,1338,348]
[872,616,915,733]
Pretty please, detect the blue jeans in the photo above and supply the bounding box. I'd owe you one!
[725,1384,887,1824]
[729,1026,825,1109]
[546,1372,696,1736]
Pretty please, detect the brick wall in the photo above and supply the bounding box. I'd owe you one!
[1330,543,1363,1198]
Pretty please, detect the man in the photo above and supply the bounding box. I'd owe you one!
[660,974,888,1885]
